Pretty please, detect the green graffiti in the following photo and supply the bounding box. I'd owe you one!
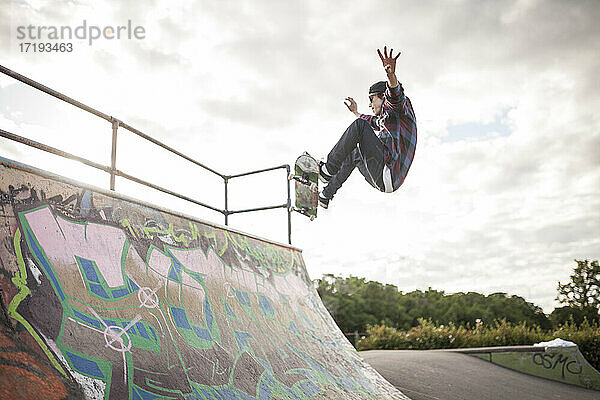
[189,222,201,241]
[13,205,385,399]
[205,230,293,273]
[141,222,293,274]
[7,228,67,376]
[233,234,291,273]
[143,222,190,247]
[121,218,137,238]
[202,231,228,257]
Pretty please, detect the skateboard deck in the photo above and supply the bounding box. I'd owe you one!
[289,152,319,220]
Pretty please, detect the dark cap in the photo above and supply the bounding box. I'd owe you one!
[369,81,387,94]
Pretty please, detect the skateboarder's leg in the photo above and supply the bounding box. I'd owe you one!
[322,149,361,199]
[356,131,386,191]
[323,118,385,192]
[324,118,381,175]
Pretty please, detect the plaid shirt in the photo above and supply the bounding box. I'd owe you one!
[360,83,417,191]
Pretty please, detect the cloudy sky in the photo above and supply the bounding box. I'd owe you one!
[1,0,598,313]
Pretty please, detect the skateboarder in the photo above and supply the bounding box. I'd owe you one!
[318,46,417,209]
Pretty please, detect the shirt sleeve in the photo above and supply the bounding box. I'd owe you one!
[383,83,406,113]
[359,114,379,131]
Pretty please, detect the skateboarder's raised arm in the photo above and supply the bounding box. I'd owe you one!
[377,46,400,89]
[378,46,410,114]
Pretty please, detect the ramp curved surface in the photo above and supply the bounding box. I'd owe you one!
[0,158,409,400]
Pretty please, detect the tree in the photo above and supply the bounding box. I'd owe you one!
[556,260,600,323]
[550,306,589,326]
[315,274,403,333]
[316,274,552,332]
[397,290,551,330]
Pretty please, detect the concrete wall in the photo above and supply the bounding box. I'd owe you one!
[0,158,408,400]
[470,347,600,390]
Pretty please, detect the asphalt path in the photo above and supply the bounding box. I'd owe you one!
[361,350,600,400]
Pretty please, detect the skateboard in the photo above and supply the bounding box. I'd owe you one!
[289,152,319,221]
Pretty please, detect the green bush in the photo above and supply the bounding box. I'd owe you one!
[358,318,600,371]
[554,319,600,370]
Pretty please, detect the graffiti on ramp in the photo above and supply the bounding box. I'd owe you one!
[0,158,409,400]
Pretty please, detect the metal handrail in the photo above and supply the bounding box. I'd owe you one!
[0,65,224,180]
[0,128,225,214]
[0,65,112,121]
[227,165,289,179]
[0,64,293,244]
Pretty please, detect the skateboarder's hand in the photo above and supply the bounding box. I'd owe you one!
[344,97,359,116]
[377,46,401,75]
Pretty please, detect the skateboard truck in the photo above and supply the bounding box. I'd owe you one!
[289,206,315,221]
[288,173,317,191]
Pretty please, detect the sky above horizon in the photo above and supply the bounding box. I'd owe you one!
[1,0,599,313]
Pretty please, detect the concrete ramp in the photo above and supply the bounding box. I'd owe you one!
[0,158,408,400]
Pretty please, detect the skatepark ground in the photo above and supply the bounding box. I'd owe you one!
[362,349,600,400]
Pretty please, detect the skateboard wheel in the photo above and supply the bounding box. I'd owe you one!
[310,182,317,191]
[310,215,315,221]
[288,173,294,181]
[289,206,295,212]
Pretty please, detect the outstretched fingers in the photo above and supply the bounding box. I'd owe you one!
[378,46,401,61]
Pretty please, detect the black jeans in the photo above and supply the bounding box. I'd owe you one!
[322,118,385,199]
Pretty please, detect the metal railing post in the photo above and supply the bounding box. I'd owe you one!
[110,118,119,190]
[286,165,292,245]
[224,177,229,226]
